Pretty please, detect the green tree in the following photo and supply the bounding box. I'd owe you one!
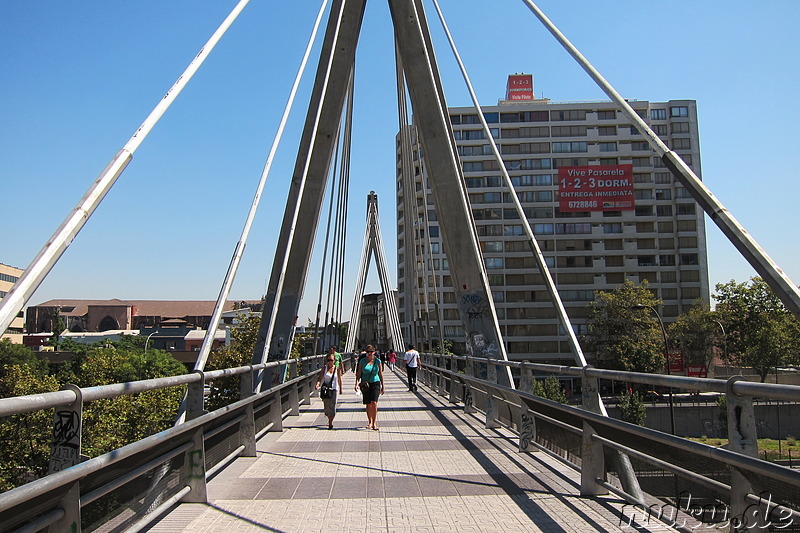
[713,278,800,382]
[618,390,647,426]
[586,280,665,373]
[0,341,60,490]
[668,300,719,371]
[533,375,567,403]
[206,315,260,411]
[72,343,185,457]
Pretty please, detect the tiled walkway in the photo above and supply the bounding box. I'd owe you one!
[147,368,676,532]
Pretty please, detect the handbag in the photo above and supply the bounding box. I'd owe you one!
[359,381,371,395]
[319,369,334,399]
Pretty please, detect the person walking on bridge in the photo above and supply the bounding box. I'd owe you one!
[404,344,420,392]
[315,352,343,429]
[355,345,384,430]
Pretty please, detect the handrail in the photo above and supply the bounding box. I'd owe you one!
[0,355,321,418]
[0,354,326,532]
[418,355,800,527]
[424,353,800,401]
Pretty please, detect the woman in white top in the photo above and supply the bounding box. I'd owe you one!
[315,353,343,429]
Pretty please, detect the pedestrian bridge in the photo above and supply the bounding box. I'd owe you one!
[148,368,665,533]
[1,354,798,532]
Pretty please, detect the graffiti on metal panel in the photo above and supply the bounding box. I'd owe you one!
[50,409,81,472]
[464,388,473,409]
[462,293,490,321]
[53,409,80,446]
[188,449,204,479]
[520,411,534,450]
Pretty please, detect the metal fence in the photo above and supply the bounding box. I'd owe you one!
[418,354,800,532]
[0,354,326,533]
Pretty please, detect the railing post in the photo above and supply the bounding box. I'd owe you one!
[519,362,533,395]
[580,366,602,414]
[186,371,206,421]
[726,376,764,529]
[181,426,208,503]
[241,365,256,400]
[487,358,497,383]
[288,383,300,416]
[464,382,476,414]
[49,384,84,474]
[448,359,458,404]
[268,392,284,432]
[486,393,500,429]
[47,482,81,533]
[518,400,536,453]
[239,368,258,456]
[580,421,607,496]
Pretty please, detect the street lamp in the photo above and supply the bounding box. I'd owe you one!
[712,319,727,379]
[632,304,676,435]
[144,331,157,353]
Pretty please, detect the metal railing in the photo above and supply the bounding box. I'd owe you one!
[417,353,800,531]
[0,354,327,533]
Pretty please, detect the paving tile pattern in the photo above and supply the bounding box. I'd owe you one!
[147,369,677,532]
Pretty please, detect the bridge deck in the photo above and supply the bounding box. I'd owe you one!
[147,368,675,532]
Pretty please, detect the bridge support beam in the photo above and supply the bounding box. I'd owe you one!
[389,0,512,387]
[252,0,368,389]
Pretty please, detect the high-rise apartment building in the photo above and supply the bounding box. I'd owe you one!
[0,263,24,343]
[396,81,708,365]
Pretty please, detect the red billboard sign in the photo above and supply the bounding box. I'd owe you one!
[668,349,685,374]
[558,165,634,212]
[506,74,533,101]
[687,365,707,378]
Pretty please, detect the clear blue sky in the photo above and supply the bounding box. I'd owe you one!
[2,1,799,325]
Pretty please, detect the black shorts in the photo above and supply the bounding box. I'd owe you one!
[361,381,381,404]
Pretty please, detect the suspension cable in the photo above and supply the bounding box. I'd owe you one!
[312,132,341,354]
[0,0,254,334]
[190,0,331,374]
[430,0,587,365]
[255,0,346,390]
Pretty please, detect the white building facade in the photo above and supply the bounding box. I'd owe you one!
[396,94,709,365]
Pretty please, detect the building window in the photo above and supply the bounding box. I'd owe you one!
[532,223,554,235]
[603,223,623,234]
[463,161,484,172]
[676,203,696,215]
[671,122,690,135]
[670,106,689,118]
[551,125,587,137]
[599,142,617,152]
[551,109,587,121]
[634,189,653,200]
[482,241,503,253]
[656,205,673,216]
[552,141,588,153]
[653,124,668,136]
[654,172,672,184]
[650,109,667,120]
[486,257,504,269]
[655,189,672,200]
[632,157,651,167]
[637,255,656,266]
[597,110,616,120]
[504,225,524,236]
[635,205,653,216]
[672,138,691,150]
[429,226,439,237]
[631,141,651,151]
[598,126,617,136]
[680,253,699,265]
